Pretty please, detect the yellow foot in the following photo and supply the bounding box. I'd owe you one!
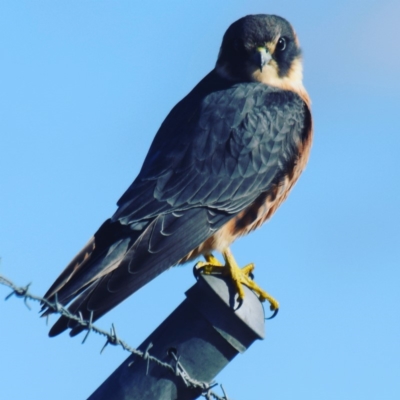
[195,248,279,312]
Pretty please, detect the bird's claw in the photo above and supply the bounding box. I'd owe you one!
[194,251,279,315]
[266,307,279,320]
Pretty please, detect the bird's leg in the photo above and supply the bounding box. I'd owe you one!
[195,248,279,311]
[196,253,224,273]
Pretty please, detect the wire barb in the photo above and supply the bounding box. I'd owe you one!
[0,273,230,399]
[82,311,94,344]
[5,282,32,309]
[100,323,120,354]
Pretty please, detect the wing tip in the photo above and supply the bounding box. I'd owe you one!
[48,316,70,337]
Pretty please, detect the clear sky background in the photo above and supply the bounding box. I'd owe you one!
[1,1,399,399]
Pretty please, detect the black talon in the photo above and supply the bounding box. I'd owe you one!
[193,264,202,280]
[266,307,279,320]
[235,295,244,310]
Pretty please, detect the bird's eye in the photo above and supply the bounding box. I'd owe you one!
[276,37,287,52]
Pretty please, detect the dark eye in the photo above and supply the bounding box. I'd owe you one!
[276,37,287,52]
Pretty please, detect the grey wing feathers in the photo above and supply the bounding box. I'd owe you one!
[114,82,306,221]
[49,207,228,336]
[45,73,308,336]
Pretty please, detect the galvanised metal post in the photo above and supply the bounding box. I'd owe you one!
[87,273,266,400]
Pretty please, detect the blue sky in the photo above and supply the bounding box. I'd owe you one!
[1,1,399,399]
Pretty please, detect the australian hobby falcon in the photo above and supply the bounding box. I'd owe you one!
[43,14,313,336]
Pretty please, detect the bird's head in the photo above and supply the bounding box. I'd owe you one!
[216,15,304,93]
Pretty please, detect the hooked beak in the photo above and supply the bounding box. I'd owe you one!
[253,47,271,71]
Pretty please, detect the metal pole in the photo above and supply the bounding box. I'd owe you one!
[87,274,266,400]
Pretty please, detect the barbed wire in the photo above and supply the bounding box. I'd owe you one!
[0,273,229,400]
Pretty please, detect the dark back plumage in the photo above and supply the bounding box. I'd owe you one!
[43,15,312,337]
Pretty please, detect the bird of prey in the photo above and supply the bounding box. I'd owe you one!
[43,14,313,337]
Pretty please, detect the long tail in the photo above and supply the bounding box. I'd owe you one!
[43,207,224,337]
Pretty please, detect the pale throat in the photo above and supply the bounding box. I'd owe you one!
[251,57,305,94]
[215,57,307,101]
[253,57,310,106]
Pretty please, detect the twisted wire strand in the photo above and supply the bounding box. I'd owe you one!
[0,274,228,400]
